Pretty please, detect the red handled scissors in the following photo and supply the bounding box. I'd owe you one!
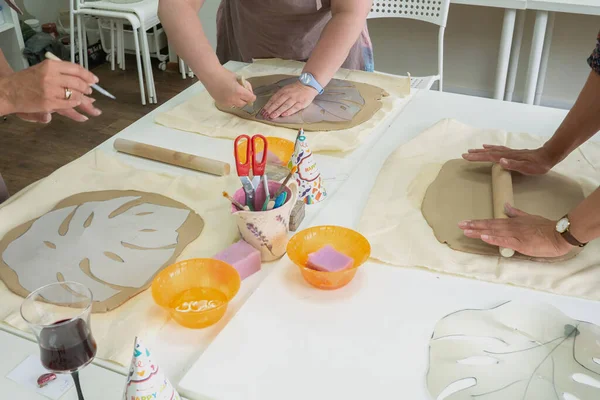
[234,135,269,211]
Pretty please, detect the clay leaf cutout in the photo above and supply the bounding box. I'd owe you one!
[0,191,203,312]
[427,302,600,400]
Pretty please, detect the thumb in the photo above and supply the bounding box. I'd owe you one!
[504,203,528,218]
[499,158,534,174]
[17,112,52,124]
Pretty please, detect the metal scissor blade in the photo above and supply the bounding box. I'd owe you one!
[240,177,255,211]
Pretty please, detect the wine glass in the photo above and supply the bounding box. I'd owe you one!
[20,282,97,400]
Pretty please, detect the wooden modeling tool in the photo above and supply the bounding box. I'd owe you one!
[223,192,249,211]
[114,138,231,176]
[44,52,116,100]
[267,166,297,210]
[237,76,254,107]
[491,163,515,258]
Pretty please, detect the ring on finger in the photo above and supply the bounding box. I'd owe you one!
[64,88,73,100]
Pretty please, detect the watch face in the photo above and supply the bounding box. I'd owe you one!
[299,73,311,85]
[556,218,570,233]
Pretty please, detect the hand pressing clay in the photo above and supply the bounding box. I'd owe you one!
[213,240,261,280]
[306,245,354,272]
[421,159,585,262]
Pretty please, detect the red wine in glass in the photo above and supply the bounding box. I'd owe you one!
[39,318,97,372]
[21,282,96,400]
[39,318,97,400]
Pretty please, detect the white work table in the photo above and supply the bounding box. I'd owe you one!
[179,90,600,400]
[0,61,415,398]
[1,71,597,399]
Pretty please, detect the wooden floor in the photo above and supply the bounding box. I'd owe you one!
[0,58,196,195]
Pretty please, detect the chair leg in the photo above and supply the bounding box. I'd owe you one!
[110,21,115,71]
[77,14,84,66]
[82,20,89,69]
[179,58,186,79]
[437,27,445,92]
[133,27,146,106]
[70,9,76,63]
[120,23,126,70]
[139,25,157,103]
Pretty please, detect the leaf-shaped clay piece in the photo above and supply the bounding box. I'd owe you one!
[0,190,203,312]
[427,301,600,400]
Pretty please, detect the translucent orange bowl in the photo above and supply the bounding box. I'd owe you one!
[287,226,371,290]
[236,136,295,166]
[151,259,241,329]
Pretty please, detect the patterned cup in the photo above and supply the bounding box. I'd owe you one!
[232,180,299,261]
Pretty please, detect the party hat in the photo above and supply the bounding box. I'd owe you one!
[288,129,327,204]
[123,337,181,400]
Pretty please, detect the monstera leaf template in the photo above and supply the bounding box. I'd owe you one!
[427,301,600,400]
[0,191,203,312]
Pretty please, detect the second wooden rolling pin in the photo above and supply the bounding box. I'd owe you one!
[114,138,230,176]
[491,163,515,258]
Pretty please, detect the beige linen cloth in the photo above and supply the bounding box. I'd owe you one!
[359,119,600,301]
[0,151,240,366]
[155,58,411,153]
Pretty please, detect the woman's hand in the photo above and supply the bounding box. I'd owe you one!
[462,145,558,175]
[0,60,99,117]
[262,81,318,119]
[207,69,256,108]
[16,97,102,123]
[458,204,573,258]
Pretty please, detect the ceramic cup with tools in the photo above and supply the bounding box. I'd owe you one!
[232,180,298,261]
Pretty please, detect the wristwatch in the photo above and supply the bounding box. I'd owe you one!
[298,72,324,95]
[555,215,587,247]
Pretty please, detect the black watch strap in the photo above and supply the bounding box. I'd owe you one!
[560,215,587,247]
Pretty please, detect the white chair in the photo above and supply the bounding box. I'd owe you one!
[368,0,450,91]
[71,0,161,104]
[71,8,147,104]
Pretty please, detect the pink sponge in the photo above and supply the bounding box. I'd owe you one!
[214,240,261,280]
[306,245,354,272]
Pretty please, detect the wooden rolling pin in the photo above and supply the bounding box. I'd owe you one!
[114,138,230,176]
[491,163,515,258]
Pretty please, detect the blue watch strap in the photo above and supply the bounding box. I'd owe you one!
[299,72,324,95]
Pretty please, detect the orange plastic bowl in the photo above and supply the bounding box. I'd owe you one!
[236,136,295,166]
[151,259,241,329]
[287,226,371,290]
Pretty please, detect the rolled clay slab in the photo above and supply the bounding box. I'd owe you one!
[422,159,585,262]
[491,163,515,258]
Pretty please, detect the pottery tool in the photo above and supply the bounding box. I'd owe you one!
[289,201,306,232]
[267,166,297,210]
[237,76,254,107]
[44,52,116,100]
[222,192,249,211]
[114,138,231,176]
[491,163,515,258]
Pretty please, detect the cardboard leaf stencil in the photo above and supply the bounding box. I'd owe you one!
[0,191,203,312]
[427,302,600,400]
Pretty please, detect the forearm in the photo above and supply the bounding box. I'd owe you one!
[304,6,369,86]
[0,77,15,116]
[158,0,222,85]
[0,50,14,77]
[569,186,600,244]
[543,71,600,164]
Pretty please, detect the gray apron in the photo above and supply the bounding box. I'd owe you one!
[216,0,374,71]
